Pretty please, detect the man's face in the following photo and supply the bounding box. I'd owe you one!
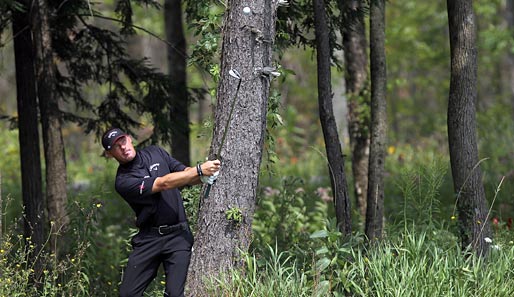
[107,135,136,164]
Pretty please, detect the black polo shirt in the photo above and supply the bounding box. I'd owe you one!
[114,145,188,228]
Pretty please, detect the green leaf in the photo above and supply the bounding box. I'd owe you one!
[310,230,329,239]
[315,280,331,296]
[315,257,331,272]
[315,247,329,255]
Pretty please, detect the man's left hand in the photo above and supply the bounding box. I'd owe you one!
[201,171,219,185]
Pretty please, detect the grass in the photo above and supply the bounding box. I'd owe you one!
[201,225,514,297]
[2,218,514,296]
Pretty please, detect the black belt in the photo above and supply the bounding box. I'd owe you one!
[147,222,188,236]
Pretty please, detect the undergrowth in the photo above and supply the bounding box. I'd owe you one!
[1,125,513,296]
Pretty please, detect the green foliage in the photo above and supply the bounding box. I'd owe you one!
[0,128,23,220]
[386,0,450,141]
[181,185,202,233]
[308,221,366,297]
[64,201,127,296]
[185,0,224,75]
[206,245,311,297]
[2,0,514,294]
[394,156,448,228]
[0,201,112,296]
[263,89,283,173]
[13,0,187,146]
[384,142,455,222]
[2,123,514,296]
[204,223,514,296]
[0,235,89,296]
[225,207,243,225]
[252,177,329,253]
[477,105,514,218]
[260,105,328,186]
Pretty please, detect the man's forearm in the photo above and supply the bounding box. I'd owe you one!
[152,167,200,192]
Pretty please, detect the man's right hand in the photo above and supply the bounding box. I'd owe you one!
[200,159,221,176]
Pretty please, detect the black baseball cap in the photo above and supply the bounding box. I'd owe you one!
[102,128,128,150]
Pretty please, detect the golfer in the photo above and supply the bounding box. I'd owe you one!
[102,127,220,297]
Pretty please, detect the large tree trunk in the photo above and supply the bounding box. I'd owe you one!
[12,0,46,278]
[165,0,191,166]
[339,0,370,219]
[314,0,351,235]
[365,0,387,241]
[447,0,491,256]
[32,0,69,254]
[187,1,278,294]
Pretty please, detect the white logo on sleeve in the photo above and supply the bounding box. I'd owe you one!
[149,163,160,171]
[139,180,145,195]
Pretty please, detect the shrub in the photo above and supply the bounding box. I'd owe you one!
[252,177,329,253]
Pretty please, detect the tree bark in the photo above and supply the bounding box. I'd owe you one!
[447,0,491,256]
[32,0,69,254]
[365,0,387,241]
[187,1,278,294]
[165,0,191,166]
[338,0,370,219]
[314,0,352,235]
[12,0,46,277]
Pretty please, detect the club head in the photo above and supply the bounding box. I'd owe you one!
[229,69,241,80]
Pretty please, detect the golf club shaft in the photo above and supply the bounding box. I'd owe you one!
[203,75,243,199]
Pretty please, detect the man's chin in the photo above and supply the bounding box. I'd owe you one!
[118,152,135,163]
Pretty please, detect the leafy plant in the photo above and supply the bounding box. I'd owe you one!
[181,185,202,234]
[0,201,107,296]
[308,220,365,296]
[252,177,328,253]
[395,156,448,228]
[225,207,243,225]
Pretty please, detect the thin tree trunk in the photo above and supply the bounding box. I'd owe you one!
[447,0,491,256]
[165,0,191,166]
[187,1,278,294]
[339,0,370,219]
[314,0,351,235]
[12,0,46,278]
[365,0,387,241]
[32,0,69,254]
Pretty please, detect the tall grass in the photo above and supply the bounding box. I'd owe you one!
[0,219,91,296]
[0,197,130,296]
[205,245,311,297]
[202,226,514,297]
[203,156,514,297]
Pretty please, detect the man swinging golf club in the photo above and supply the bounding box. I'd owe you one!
[102,127,220,297]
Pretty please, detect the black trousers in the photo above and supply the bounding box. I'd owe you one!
[119,224,194,297]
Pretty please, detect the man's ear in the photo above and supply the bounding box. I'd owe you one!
[103,150,113,158]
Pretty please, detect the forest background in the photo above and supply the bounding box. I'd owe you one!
[0,0,514,296]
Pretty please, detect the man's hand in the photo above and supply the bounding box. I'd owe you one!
[200,159,221,176]
[201,171,219,185]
